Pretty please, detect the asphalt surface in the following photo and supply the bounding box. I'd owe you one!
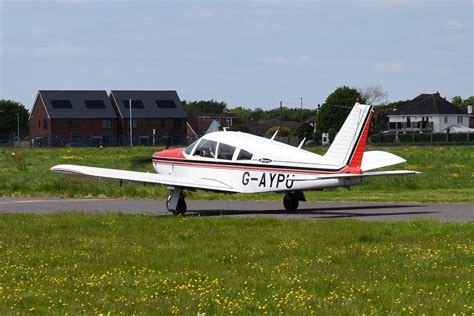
[0,197,473,221]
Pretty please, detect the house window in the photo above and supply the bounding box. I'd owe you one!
[89,119,95,128]
[51,100,72,109]
[43,119,48,130]
[127,119,137,128]
[123,100,144,109]
[102,120,112,129]
[457,116,463,124]
[226,118,232,126]
[84,100,106,109]
[161,119,165,128]
[67,119,72,128]
[156,100,176,108]
[444,116,448,124]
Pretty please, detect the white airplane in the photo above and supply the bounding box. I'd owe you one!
[52,102,419,215]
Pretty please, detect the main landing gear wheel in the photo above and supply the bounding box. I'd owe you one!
[283,193,299,211]
[166,188,187,215]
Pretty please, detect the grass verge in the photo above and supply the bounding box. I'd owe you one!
[0,145,473,202]
[0,214,473,314]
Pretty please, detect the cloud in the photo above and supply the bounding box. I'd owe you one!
[36,45,83,57]
[370,61,407,74]
[446,20,464,30]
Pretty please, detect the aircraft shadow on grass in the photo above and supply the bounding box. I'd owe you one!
[185,204,438,219]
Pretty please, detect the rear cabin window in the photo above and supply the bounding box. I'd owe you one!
[193,139,217,158]
[217,143,236,160]
[237,149,253,160]
[184,139,198,155]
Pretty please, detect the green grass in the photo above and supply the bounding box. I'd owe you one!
[0,214,472,314]
[0,145,473,202]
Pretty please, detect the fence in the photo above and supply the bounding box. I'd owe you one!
[30,136,188,148]
[369,132,474,144]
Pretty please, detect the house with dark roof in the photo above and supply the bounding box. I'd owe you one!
[109,90,187,145]
[387,92,469,133]
[29,90,118,147]
[187,112,241,137]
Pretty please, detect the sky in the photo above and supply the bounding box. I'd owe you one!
[0,0,472,111]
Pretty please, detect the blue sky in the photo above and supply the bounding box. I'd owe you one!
[0,0,472,110]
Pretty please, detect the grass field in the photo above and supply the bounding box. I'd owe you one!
[0,145,472,202]
[0,214,472,314]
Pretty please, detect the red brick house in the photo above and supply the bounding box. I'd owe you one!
[29,90,117,147]
[188,112,241,136]
[109,90,187,145]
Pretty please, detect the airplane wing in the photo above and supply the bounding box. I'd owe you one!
[51,164,237,192]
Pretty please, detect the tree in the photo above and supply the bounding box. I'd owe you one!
[462,96,474,106]
[228,123,250,133]
[359,85,388,105]
[292,122,314,139]
[183,99,227,114]
[451,96,463,106]
[265,127,291,137]
[0,100,29,139]
[316,86,360,133]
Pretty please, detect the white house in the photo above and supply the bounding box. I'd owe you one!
[387,92,469,133]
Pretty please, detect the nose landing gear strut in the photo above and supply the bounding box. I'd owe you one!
[166,187,187,215]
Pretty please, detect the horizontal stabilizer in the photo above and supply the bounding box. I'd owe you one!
[51,164,236,192]
[361,151,406,171]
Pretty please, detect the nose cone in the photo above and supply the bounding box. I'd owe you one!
[153,148,185,159]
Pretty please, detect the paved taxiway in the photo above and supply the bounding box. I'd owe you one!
[0,198,472,221]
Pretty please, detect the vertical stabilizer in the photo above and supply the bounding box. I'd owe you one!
[323,103,373,168]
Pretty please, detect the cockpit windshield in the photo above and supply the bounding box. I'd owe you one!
[193,139,217,158]
[184,139,198,155]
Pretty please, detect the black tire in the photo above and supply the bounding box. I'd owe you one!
[176,198,187,215]
[283,194,299,211]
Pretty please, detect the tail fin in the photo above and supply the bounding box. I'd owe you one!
[324,103,373,168]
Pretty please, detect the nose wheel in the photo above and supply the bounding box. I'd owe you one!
[166,188,187,215]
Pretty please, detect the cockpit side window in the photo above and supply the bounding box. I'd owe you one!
[193,139,217,158]
[184,139,199,155]
[217,143,236,160]
[237,149,253,160]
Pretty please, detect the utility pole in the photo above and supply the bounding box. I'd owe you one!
[299,97,303,122]
[129,99,133,147]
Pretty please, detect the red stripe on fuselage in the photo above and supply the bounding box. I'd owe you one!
[152,158,354,175]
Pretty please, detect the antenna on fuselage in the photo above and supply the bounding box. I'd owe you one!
[297,137,306,149]
[270,130,279,141]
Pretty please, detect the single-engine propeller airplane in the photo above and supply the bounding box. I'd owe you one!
[52,102,419,215]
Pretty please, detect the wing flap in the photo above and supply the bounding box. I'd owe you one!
[51,164,236,192]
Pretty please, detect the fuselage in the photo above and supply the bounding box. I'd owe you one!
[152,131,362,193]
